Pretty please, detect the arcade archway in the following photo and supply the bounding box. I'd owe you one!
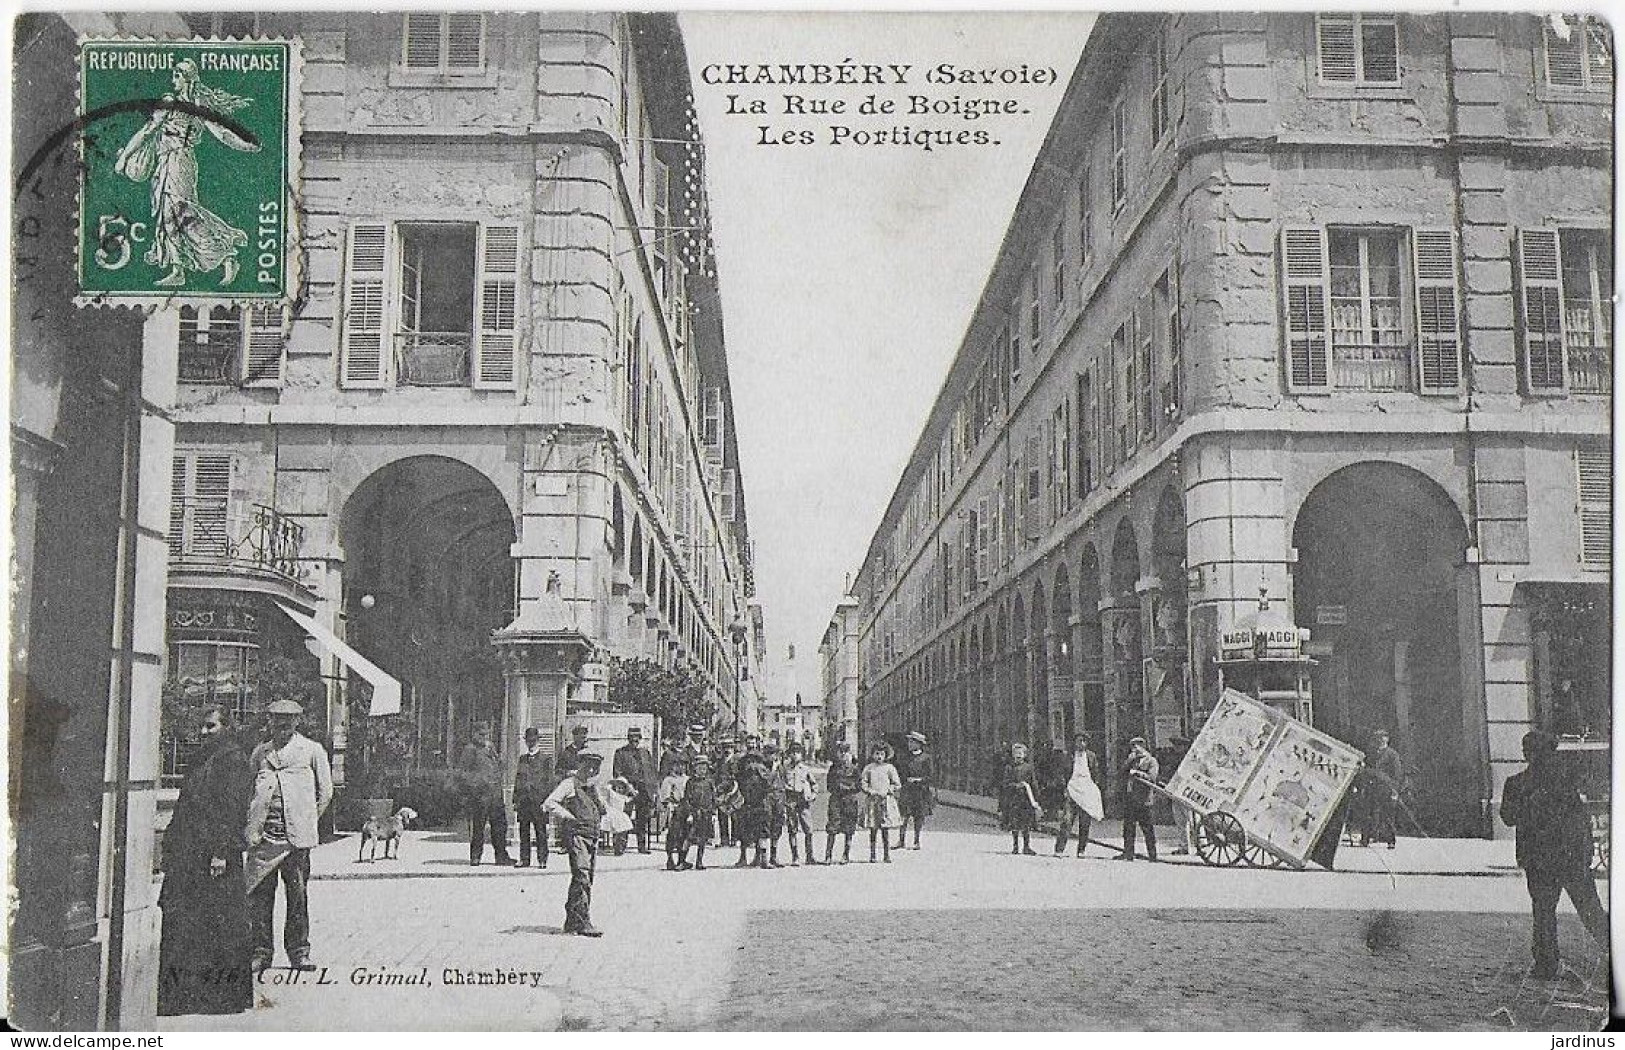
[340,456,516,788]
[1291,462,1475,835]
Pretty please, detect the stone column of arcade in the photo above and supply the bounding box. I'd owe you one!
[492,570,592,824]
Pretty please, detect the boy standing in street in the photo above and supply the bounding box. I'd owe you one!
[543,752,606,937]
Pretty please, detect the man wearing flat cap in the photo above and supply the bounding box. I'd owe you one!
[543,751,607,936]
[557,724,593,780]
[244,699,332,972]
[459,721,515,866]
[612,726,658,855]
[1116,736,1160,862]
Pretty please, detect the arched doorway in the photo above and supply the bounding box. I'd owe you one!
[1149,485,1189,739]
[1291,462,1473,835]
[1050,567,1074,747]
[1077,545,1105,749]
[1109,519,1143,748]
[341,456,516,792]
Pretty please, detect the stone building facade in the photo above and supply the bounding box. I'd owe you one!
[819,593,862,752]
[850,12,1610,837]
[11,10,195,1030]
[161,13,758,803]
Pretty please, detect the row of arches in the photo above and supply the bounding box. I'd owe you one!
[863,461,1486,835]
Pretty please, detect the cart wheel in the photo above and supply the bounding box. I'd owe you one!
[1195,811,1248,867]
[1592,834,1609,876]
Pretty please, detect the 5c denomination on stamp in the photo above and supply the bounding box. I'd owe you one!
[77,38,299,306]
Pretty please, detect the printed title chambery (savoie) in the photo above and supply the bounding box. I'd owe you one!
[700,62,1056,87]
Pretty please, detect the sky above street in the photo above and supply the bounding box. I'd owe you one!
[681,12,1093,704]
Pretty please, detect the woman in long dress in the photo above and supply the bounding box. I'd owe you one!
[115,59,260,287]
[157,705,255,1016]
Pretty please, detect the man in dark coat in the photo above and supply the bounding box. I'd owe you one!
[513,727,553,868]
[1499,730,1609,979]
[158,705,254,1016]
[556,724,593,780]
[543,752,606,936]
[458,721,515,866]
[1115,736,1160,862]
[612,726,658,855]
[896,731,935,850]
[1362,730,1405,848]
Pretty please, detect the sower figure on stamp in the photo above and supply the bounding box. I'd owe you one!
[1116,736,1160,862]
[612,726,657,855]
[1500,730,1609,981]
[544,751,606,937]
[244,699,333,972]
[459,721,515,866]
[514,728,552,869]
[896,731,935,851]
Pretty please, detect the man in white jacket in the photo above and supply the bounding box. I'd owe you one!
[244,699,333,971]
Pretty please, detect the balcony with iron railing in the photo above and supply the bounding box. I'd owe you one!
[168,500,313,597]
[396,331,471,386]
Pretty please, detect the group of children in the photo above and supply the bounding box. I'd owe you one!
[655,731,935,870]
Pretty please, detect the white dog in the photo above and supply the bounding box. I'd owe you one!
[357,806,418,862]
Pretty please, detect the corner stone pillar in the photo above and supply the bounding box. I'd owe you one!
[492,573,591,820]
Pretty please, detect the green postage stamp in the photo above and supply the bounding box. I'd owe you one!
[78,38,300,305]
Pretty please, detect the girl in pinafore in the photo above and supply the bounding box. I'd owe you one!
[1003,742,1042,855]
[860,742,903,863]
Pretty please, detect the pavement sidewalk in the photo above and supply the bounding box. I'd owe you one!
[933,787,1525,877]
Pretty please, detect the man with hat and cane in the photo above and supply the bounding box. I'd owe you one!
[896,731,935,851]
[244,699,332,972]
[612,725,658,855]
[543,751,607,937]
[514,727,553,869]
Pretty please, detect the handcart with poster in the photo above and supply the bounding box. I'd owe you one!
[1146,688,1364,870]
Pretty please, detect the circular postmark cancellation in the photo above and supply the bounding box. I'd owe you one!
[76,38,301,308]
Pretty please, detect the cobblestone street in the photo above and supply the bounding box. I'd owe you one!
[158,802,1609,1032]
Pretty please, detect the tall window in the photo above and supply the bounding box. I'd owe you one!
[1076,371,1095,496]
[1150,24,1171,143]
[1052,224,1066,303]
[1078,162,1095,267]
[1135,305,1155,440]
[1282,225,1461,394]
[1544,15,1613,90]
[1110,100,1129,210]
[1518,227,1613,394]
[1158,269,1183,425]
[1316,14,1399,85]
[1113,324,1133,462]
[402,13,486,74]
[1028,274,1042,350]
[340,221,519,390]
[1328,228,1408,390]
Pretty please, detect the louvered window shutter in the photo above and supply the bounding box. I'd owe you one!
[1409,228,1462,393]
[403,14,441,70]
[1515,228,1567,393]
[241,304,286,387]
[190,454,235,560]
[976,495,990,585]
[445,13,485,71]
[1281,226,1332,391]
[169,455,190,559]
[475,224,519,390]
[341,223,389,388]
[1577,447,1611,569]
[1317,15,1357,82]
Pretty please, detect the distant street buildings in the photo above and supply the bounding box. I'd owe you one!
[841,12,1611,837]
